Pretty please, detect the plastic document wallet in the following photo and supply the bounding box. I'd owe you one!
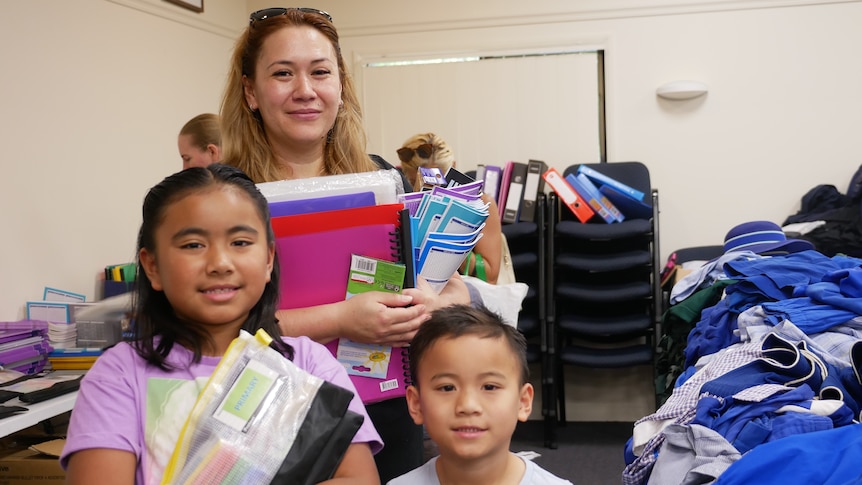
[161,329,362,485]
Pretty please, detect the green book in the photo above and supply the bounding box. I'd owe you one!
[346,254,406,297]
[337,255,406,379]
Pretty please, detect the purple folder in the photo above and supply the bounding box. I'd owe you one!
[268,192,377,217]
[0,321,48,342]
[0,343,51,368]
[0,329,41,346]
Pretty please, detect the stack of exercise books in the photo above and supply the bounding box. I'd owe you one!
[260,172,417,407]
[398,168,489,293]
[47,321,77,349]
[0,321,53,375]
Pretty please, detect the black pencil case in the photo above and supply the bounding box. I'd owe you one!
[18,376,83,404]
[0,405,28,419]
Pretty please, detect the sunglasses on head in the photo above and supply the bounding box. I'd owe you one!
[397,143,434,164]
[249,7,333,25]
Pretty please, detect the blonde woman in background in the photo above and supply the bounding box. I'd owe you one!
[178,113,222,170]
[397,133,505,284]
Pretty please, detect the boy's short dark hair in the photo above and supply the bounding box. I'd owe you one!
[408,304,529,387]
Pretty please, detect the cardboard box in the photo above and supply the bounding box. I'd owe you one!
[0,439,65,485]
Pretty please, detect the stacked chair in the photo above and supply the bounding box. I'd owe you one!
[468,161,661,447]
[546,161,661,424]
[501,193,556,448]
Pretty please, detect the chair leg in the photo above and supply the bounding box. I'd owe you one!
[556,358,566,425]
[541,341,558,449]
[541,362,558,449]
[544,414,558,449]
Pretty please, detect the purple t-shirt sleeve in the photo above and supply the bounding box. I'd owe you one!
[286,336,383,454]
[59,343,145,473]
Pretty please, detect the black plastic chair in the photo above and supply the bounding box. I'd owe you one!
[547,161,661,423]
[672,245,725,265]
[501,194,556,448]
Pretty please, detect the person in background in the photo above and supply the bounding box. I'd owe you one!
[398,133,505,284]
[61,164,381,484]
[219,8,472,482]
[178,113,222,170]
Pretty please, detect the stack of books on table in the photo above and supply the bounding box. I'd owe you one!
[47,347,102,371]
[0,321,53,375]
[47,321,77,350]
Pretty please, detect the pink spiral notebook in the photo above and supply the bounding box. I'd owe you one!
[270,203,414,404]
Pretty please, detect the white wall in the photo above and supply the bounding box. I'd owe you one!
[0,0,245,320]
[361,52,603,178]
[250,0,862,259]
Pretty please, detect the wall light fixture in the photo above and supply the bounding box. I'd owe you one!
[656,80,708,100]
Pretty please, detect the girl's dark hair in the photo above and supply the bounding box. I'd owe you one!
[408,304,529,387]
[133,163,292,368]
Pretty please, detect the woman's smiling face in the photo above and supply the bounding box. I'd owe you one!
[243,25,342,151]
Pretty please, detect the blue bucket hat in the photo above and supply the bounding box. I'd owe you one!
[723,220,815,255]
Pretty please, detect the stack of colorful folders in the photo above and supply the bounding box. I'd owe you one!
[0,321,53,375]
[259,171,417,406]
[399,178,489,293]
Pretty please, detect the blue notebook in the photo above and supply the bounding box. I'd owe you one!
[599,185,653,220]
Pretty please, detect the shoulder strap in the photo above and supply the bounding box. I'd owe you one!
[370,153,413,193]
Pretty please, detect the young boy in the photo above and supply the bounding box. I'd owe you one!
[389,304,573,484]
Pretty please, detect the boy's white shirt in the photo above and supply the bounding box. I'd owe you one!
[386,454,573,484]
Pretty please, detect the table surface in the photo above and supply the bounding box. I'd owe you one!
[0,391,78,439]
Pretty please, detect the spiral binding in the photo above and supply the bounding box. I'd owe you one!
[401,348,412,386]
[389,229,401,258]
[391,212,414,387]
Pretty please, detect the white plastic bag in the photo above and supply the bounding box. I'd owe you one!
[462,275,529,327]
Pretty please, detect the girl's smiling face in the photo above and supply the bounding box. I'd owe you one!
[139,185,274,341]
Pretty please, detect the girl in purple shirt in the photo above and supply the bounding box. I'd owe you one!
[61,164,382,485]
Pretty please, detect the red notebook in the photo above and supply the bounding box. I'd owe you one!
[270,203,414,404]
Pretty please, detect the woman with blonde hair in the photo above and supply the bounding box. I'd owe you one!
[177,113,221,170]
[397,132,507,284]
[219,8,471,482]
[220,9,378,183]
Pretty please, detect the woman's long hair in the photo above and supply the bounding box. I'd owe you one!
[220,10,377,183]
